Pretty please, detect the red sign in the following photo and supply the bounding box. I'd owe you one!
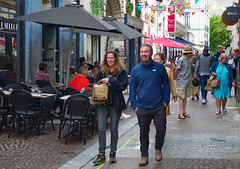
[168,6,175,33]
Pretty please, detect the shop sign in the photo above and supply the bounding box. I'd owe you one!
[151,6,166,11]
[0,17,17,33]
[222,10,238,26]
[226,7,240,20]
[124,14,143,30]
[168,5,175,33]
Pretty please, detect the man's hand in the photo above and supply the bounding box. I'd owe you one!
[134,107,138,114]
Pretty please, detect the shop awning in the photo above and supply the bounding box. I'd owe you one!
[169,38,194,45]
[192,46,203,51]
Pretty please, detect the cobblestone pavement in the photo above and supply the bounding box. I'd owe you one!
[0,107,134,169]
[1,93,240,169]
[79,94,240,169]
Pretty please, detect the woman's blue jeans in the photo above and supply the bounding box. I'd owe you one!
[97,105,121,154]
[200,75,210,99]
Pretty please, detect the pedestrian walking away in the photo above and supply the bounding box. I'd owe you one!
[93,50,128,165]
[175,46,193,119]
[210,53,235,115]
[129,44,170,166]
[194,47,212,104]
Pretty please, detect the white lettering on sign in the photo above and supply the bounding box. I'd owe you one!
[0,21,17,31]
[227,11,238,16]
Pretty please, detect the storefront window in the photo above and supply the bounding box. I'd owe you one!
[0,0,17,87]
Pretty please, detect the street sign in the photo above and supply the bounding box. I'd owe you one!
[151,6,166,11]
[226,7,240,20]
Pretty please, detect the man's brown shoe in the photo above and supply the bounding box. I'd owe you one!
[139,157,148,166]
[155,149,162,161]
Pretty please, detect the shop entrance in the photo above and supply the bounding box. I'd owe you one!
[42,26,59,83]
[0,33,17,86]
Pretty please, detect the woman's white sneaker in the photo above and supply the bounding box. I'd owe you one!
[222,108,227,113]
[216,111,221,115]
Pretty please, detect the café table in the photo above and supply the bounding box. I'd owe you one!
[60,95,71,100]
[3,90,55,98]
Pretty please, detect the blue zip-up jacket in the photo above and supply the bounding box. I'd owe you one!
[210,61,234,87]
[212,51,221,62]
[129,60,170,110]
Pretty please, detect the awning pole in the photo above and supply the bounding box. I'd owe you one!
[65,26,74,88]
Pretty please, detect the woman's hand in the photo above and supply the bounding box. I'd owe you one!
[101,78,109,84]
[232,82,236,87]
[172,96,177,102]
[212,72,217,76]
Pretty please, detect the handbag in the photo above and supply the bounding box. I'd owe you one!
[205,79,213,91]
[90,81,108,105]
[210,68,223,89]
[211,79,220,88]
[192,78,200,87]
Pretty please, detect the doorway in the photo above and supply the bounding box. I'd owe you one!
[42,26,59,83]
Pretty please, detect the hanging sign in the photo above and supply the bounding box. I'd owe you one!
[168,5,175,33]
[222,10,238,26]
[226,7,240,20]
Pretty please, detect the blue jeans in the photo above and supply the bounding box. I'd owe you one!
[137,104,166,157]
[97,105,121,154]
[200,75,210,99]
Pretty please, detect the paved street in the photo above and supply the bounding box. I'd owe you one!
[1,93,240,169]
[61,93,240,169]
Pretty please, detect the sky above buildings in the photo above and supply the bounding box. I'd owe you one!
[210,0,237,16]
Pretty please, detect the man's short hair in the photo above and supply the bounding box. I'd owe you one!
[217,45,223,50]
[79,65,88,76]
[140,44,153,54]
[39,62,48,71]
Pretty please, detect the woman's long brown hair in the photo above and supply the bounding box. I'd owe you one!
[101,50,125,75]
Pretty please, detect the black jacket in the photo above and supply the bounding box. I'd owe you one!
[95,67,128,113]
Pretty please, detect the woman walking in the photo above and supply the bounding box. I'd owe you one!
[93,50,128,165]
[210,53,235,115]
[154,53,177,116]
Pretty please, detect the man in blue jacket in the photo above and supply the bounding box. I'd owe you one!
[212,45,223,62]
[129,44,170,166]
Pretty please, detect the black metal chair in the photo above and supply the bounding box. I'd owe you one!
[35,80,52,88]
[9,89,40,140]
[38,86,57,131]
[4,83,24,90]
[0,90,13,136]
[64,87,80,95]
[17,82,31,92]
[59,94,90,145]
[0,80,15,88]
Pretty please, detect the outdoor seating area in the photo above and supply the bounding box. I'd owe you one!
[0,81,97,145]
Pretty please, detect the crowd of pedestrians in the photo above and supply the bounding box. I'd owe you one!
[34,43,238,167]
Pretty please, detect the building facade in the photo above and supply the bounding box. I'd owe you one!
[184,0,210,48]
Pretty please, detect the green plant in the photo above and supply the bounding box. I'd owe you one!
[126,0,133,15]
[135,7,141,19]
[92,0,103,17]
